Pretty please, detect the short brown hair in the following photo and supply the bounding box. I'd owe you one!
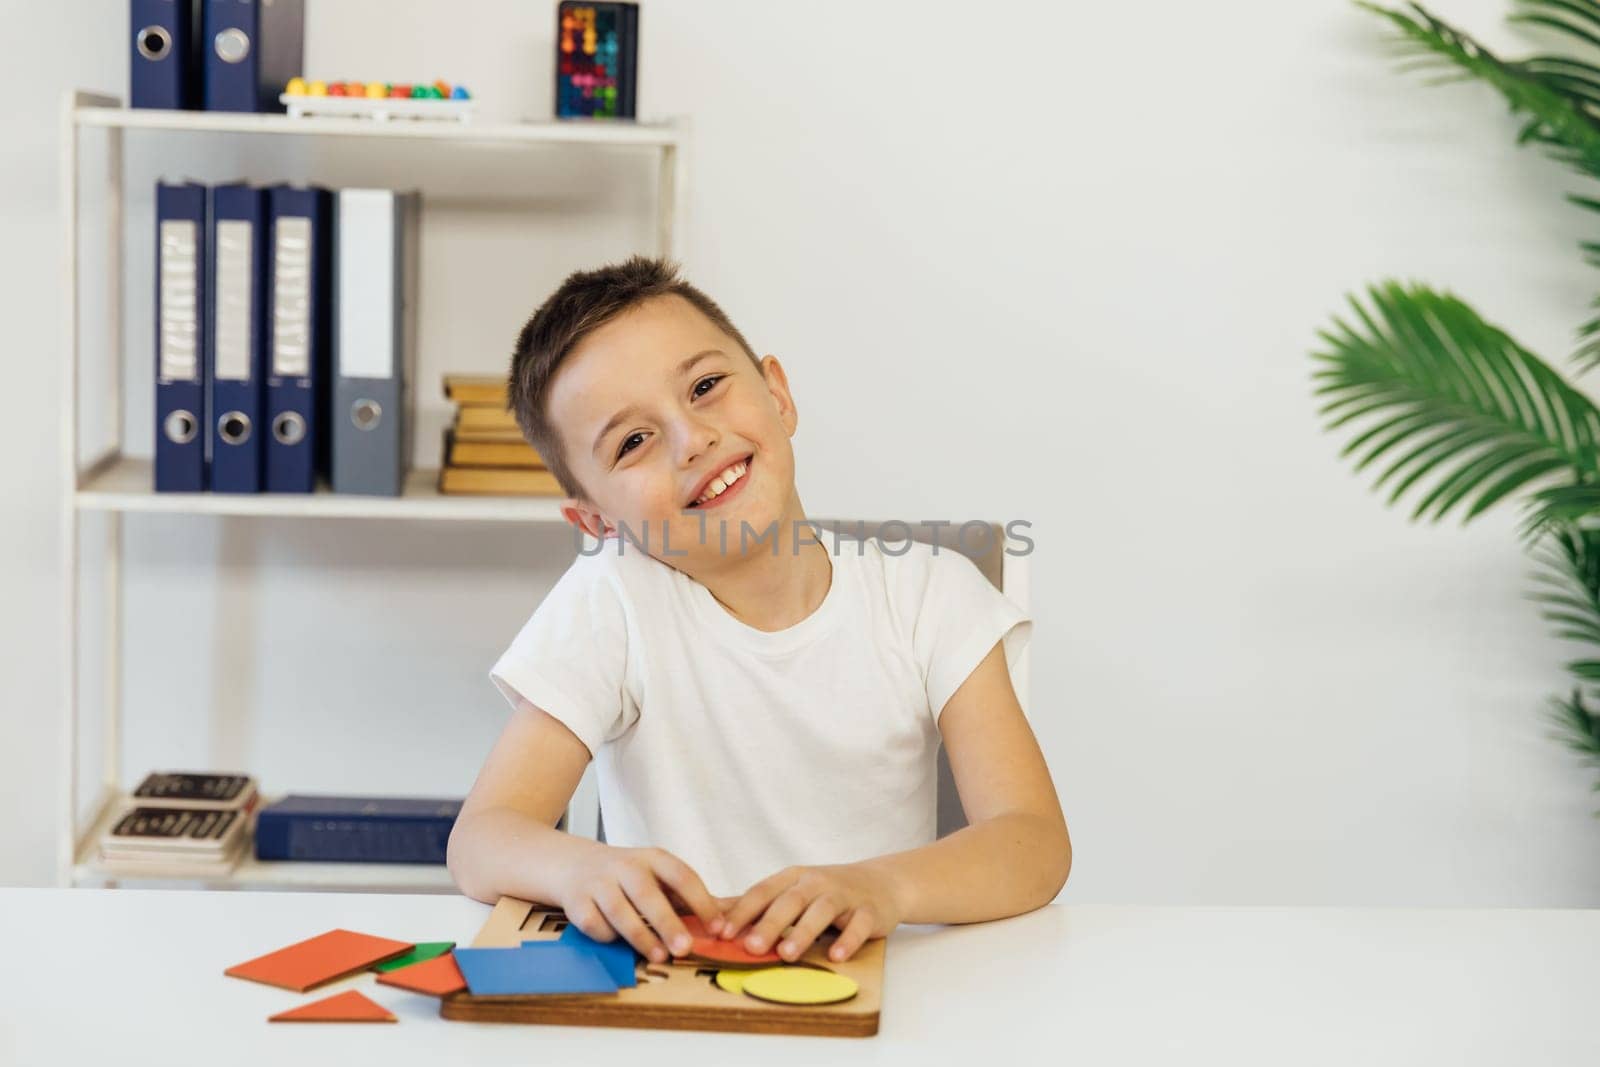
[508,255,759,500]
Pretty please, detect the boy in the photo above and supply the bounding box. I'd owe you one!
[447,256,1070,968]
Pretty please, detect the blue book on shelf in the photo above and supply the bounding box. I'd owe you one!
[130,0,198,110]
[254,795,462,864]
[201,0,305,113]
[264,185,333,493]
[208,183,267,493]
[154,181,208,492]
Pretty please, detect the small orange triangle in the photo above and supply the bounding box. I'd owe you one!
[374,952,467,997]
[268,989,397,1023]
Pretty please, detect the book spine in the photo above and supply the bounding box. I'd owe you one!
[254,814,454,864]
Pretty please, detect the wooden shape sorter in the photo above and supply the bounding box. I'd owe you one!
[438,898,885,1037]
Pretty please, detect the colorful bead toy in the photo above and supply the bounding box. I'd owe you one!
[280,77,474,122]
[556,2,637,119]
[283,79,469,101]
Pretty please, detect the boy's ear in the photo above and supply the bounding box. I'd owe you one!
[561,498,613,540]
[759,354,798,435]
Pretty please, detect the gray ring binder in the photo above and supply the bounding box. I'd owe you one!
[351,399,382,431]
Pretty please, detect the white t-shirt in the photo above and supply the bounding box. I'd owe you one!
[488,533,1032,897]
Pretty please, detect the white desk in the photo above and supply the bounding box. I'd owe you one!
[0,889,1594,1065]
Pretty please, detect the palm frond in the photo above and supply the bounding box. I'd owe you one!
[1510,55,1600,113]
[1314,281,1600,521]
[1362,1,1600,371]
[1511,1,1600,56]
[1522,483,1600,536]
[1528,527,1600,644]
[1359,2,1600,171]
[1546,690,1600,796]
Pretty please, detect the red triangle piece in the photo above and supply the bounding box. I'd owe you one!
[268,989,397,1023]
[375,952,467,997]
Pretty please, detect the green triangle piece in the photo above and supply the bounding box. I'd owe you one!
[372,941,456,973]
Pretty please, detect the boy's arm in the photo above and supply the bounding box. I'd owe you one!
[720,640,1071,961]
[864,638,1072,921]
[447,697,727,963]
[446,697,600,907]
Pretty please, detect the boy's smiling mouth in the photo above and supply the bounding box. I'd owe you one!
[686,454,753,509]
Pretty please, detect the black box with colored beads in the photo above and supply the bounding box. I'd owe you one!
[555,1,639,119]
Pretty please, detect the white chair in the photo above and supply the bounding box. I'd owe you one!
[563,519,1030,842]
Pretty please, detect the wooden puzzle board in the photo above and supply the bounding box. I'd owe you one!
[438,897,883,1037]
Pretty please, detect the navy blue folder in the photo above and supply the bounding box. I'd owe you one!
[201,0,305,113]
[264,185,332,493]
[154,181,207,493]
[208,184,267,493]
[130,0,197,110]
[254,795,462,864]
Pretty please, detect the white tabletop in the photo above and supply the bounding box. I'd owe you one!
[0,888,1594,1066]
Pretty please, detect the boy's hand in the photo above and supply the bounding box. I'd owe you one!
[553,844,725,964]
[718,863,905,964]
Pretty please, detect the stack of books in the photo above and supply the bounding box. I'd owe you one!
[439,376,562,496]
[97,772,260,878]
[254,795,463,865]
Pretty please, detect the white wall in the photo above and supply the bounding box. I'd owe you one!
[3,0,1597,903]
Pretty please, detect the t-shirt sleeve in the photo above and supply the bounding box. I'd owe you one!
[905,545,1033,726]
[488,556,635,758]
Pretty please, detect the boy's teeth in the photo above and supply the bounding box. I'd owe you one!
[696,460,747,504]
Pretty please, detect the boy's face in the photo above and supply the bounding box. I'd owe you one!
[549,294,802,569]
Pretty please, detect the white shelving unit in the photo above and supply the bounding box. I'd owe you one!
[59,90,686,892]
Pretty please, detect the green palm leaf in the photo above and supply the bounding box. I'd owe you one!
[1529,526,1600,639]
[1511,1,1600,57]
[1313,281,1600,521]
[1363,2,1600,369]
[1547,690,1600,794]
[1360,2,1600,167]
[1522,483,1600,535]
[1346,2,1600,802]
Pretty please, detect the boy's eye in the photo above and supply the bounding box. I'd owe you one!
[615,377,724,460]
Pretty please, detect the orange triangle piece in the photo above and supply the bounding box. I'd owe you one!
[374,952,467,997]
[269,989,396,1023]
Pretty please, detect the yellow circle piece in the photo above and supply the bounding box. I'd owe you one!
[739,966,859,1006]
[285,77,308,96]
[365,81,388,99]
[308,80,328,97]
[714,969,746,995]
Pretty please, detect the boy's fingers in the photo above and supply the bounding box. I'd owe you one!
[595,888,667,963]
[746,888,808,955]
[621,868,693,957]
[565,899,615,942]
[828,909,876,963]
[648,852,724,931]
[719,882,779,941]
[778,896,841,962]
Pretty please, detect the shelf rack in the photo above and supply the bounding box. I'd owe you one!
[59,90,685,891]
